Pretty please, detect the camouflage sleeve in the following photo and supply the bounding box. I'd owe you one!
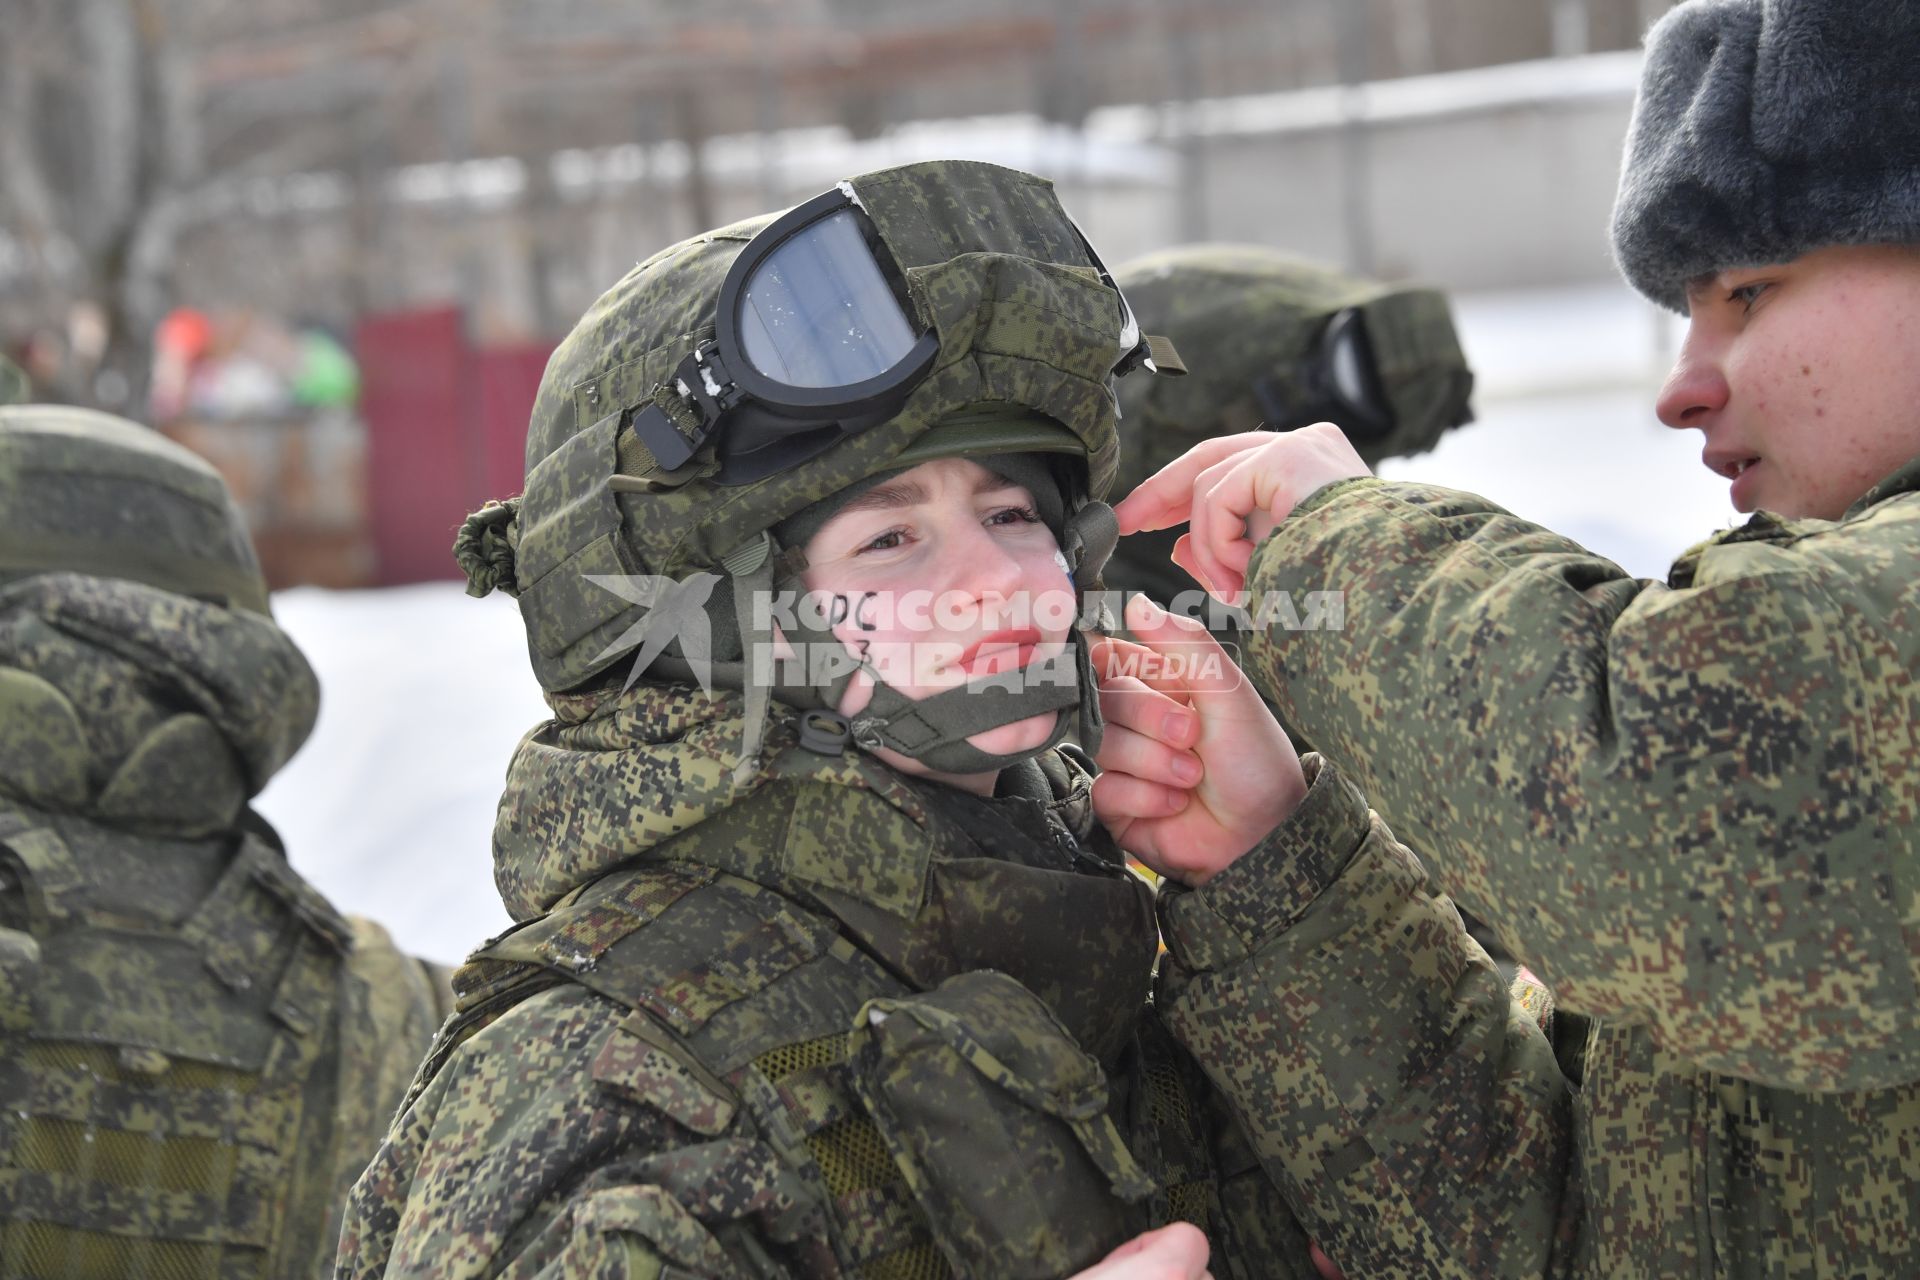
[1155,754,1576,1280]
[335,983,799,1280]
[1240,477,1920,1091]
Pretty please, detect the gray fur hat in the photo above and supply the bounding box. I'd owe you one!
[1611,0,1920,313]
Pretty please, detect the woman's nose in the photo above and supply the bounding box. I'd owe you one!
[948,522,1028,601]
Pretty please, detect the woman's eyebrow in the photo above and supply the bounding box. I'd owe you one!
[836,478,928,517]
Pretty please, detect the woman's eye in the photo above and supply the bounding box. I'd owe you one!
[1728,281,1772,311]
[857,528,908,554]
[985,505,1041,528]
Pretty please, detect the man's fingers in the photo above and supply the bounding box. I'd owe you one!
[1091,769,1190,828]
[1097,665,1200,749]
[1093,722,1204,790]
[1112,433,1270,534]
[1193,454,1267,601]
[1095,635,1209,714]
[1119,595,1243,699]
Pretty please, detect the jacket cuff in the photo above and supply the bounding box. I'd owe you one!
[1290,474,1385,522]
[1156,754,1372,972]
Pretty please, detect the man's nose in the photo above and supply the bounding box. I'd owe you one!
[1655,324,1731,430]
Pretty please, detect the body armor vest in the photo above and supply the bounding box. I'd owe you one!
[437,856,1235,1280]
[0,808,359,1280]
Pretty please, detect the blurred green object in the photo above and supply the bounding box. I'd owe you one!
[0,355,29,406]
[291,330,360,408]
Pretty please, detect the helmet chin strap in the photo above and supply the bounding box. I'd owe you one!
[752,498,1118,777]
[845,635,1098,774]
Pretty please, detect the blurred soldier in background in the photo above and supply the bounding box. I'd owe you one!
[1108,245,1474,629]
[0,406,450,1278]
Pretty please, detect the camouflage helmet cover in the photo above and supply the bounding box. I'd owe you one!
[0,405,271,615]
[1111,244,1474,485]
[494,161,1133,694]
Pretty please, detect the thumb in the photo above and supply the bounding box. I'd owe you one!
[1120,593,1242,704]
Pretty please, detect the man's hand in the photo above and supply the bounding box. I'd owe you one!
[1112,424,1370,601]
[1067,1224,1212,1280]
[1091,595,1305,885]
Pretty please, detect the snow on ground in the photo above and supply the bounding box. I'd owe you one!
[256,588,543,962]
[257,281,1744,964]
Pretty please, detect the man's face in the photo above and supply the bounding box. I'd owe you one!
[798,457,1076,787]
[1658,243,1920,520]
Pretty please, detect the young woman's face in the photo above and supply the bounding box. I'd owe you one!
[1657,243,1920,520]
[799,457,1077,793]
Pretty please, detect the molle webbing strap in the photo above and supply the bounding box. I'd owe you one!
[442,861,723,1071]
[258,932,345,1081]
[634,891,836,1037]
[535,862,718,973]
[178,836,350,998]
[0,1158,279,1251]
[0,825,89,933]
[473,867,842,1049]
[753,1030,951,1279]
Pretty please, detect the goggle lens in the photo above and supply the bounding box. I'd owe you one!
[1328,318,1373,414]
[737,209,922,389]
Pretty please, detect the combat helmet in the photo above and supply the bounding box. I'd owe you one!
[457,160,1178,779]
[1109,244,1474,611]
[0,404,271,616]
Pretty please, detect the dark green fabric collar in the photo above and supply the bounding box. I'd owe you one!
[1846,450,1920,519]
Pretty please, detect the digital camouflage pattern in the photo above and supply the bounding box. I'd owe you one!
[0,408,448,1278]
[338,673,1534,1278]
[1231,453,1920,1275]
[1107,245,1473,628]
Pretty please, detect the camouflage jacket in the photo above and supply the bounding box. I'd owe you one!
[337,678,1531,1279]
[0,573,448,1279]
[1235,454,1920,1277]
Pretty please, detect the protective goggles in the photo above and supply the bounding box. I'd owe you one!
[1251,306,1395,443]
[631,181,1152,485]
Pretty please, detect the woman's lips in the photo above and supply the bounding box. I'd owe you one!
[956,628,1045,675]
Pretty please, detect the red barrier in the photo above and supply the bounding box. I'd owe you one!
[356,309,552,585]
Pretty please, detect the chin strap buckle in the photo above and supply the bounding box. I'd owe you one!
[798,710,853,756]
